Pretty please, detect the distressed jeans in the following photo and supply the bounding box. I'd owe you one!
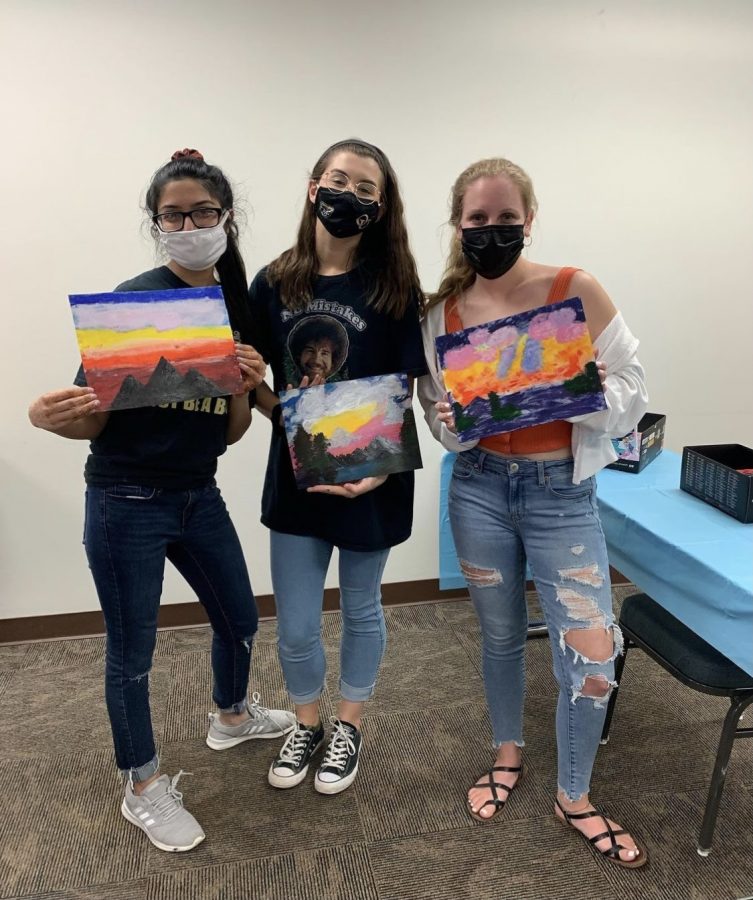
[270,530,390,705]
[449,449,622,801]
[84,482,258,782]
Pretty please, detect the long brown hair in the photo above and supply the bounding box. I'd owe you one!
[427,158,538,310]
[266,139,423,319]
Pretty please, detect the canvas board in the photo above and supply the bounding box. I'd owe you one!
[68,286,242,411]
[435,297,606,442]
[279,373,423,489]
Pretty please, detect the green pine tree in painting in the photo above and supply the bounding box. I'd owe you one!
[399,407,420,464]
[488,391,522,422]
[452,401,476,433]
[563,361,602,395]
[292,424,311,471]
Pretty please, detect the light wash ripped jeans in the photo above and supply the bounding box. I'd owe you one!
[449,448,622,802]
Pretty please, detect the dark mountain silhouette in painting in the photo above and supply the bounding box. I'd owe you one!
[110,357,226,410]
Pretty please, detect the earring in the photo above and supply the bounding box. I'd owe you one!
[524,235,532,248]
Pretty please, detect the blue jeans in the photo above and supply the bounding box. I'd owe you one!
[84,482,258,782]
[449,449,622,801]
[270,531,390,705]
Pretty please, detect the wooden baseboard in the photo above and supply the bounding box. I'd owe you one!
[0,568,629,644]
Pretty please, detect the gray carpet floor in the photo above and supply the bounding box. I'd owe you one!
[1,585,752,900]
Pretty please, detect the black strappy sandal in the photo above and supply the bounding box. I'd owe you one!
[466,764,524,822]
[554,798,648,868]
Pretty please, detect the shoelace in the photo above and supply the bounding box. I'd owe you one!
[247,691,270,721]
[278,725,315,765]
[151,770,191,822]
[321,719,356,772]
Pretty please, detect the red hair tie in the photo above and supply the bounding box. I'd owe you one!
[171,148,204,161]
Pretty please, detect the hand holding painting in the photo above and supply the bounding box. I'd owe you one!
[285,374,324,390]
[234,342,266,392]
[28,385,102,432]
[307,474,388,498]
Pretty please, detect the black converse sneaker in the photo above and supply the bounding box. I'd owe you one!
[267,721,325,789]
[314,718,362,795]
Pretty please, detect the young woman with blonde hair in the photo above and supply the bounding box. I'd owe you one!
[419,157,649,868]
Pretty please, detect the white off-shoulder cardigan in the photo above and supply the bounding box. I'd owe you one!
[417,300,649,484]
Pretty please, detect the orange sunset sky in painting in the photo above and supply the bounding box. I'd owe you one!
[69,289,240,409]
[440,303,594,408]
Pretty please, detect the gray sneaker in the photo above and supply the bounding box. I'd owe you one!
[120,771,205,852]
[206,692,296,750]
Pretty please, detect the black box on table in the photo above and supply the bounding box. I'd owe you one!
[680,444,753,523]
[607,413,666,473]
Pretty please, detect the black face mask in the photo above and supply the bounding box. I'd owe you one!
[315,187,379,238]
[461,224,525,280]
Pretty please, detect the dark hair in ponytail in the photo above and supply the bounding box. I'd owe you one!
[145,150,252,339]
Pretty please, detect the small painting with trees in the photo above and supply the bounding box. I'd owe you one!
[279,373,423,489]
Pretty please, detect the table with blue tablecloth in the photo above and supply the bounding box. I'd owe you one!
[438,449,752,675]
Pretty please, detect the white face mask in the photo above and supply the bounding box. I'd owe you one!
[159,211,230,271]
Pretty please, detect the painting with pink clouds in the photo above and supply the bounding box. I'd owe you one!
[434,297,606,442]
[278,373,422,488]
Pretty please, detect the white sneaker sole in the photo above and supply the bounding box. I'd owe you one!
[120,799,205,852]
[206,721,295,751]
[267,736,324,789]
[314,762,359,795]
[267,761,312,789]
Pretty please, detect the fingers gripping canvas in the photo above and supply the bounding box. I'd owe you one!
[434,297,606,442]
[279,373,423,489]
[69,287,243,410]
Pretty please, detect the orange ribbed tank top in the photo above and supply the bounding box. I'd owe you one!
[444,267,580,455]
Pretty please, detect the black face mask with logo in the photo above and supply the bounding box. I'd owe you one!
[460,224,525,280]
[315,187,379,238]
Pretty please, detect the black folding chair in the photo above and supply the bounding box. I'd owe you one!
[600,592,753,856]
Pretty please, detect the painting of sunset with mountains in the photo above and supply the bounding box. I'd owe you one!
[279,373,422,489]
[68,287,242,410]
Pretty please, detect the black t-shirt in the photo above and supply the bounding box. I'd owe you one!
[76,266,238,489]
[248,264,427,552]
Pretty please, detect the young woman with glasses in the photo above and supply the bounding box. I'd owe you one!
[248,139,426,795]
[418,158,649,868]
[28,149,295,853]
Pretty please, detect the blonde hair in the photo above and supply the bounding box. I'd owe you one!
[427,158,538,309]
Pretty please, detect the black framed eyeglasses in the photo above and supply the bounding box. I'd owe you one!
[152,207,224,232]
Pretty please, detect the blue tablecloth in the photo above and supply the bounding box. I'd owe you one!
[438,450,753,674]
[596,450,752,675]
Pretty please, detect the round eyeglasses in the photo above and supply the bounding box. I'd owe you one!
[152,207,224,232]
[319,171,380,205]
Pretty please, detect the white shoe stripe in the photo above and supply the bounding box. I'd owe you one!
[145,818,155,826]
[138,811,151,820]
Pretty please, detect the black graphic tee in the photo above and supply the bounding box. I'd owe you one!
[75,266,238,489]
[248,264,427,551]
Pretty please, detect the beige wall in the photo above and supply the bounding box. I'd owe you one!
[2,0,752,620]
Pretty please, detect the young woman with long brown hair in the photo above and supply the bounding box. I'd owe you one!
[249,139,426,795]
